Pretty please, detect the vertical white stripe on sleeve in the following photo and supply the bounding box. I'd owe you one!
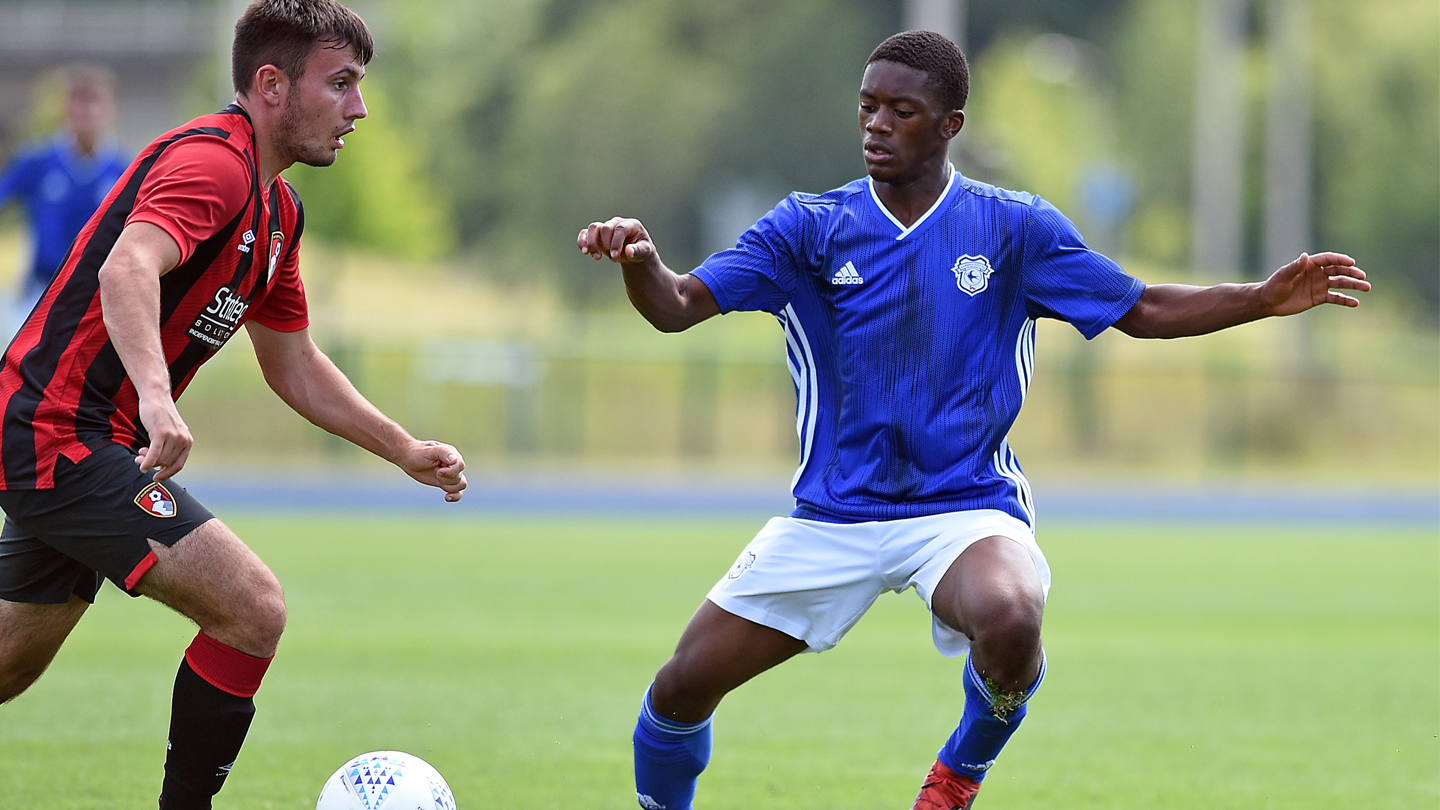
[780,305,820,493]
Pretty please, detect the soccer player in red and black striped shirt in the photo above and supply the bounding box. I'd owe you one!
[0,3,467,807]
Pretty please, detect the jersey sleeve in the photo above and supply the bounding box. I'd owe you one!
[1020,197,1145,339]
[0,150,42,210]
[690,195,807,315]
[248,190,309,332]
[126,137,250,265]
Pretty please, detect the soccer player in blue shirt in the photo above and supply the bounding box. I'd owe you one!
[578,30,1369,810]
[0,65,129,332]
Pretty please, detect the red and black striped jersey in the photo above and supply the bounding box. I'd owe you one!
[0,105,309,489]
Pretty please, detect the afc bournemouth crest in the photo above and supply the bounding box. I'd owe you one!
[266,231,284,282]
[135,482,177,518]
[950,254,995,296]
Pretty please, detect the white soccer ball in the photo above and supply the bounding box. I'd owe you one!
[316,751,456,810]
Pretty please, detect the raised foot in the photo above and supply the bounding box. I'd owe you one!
[911,759,982,810]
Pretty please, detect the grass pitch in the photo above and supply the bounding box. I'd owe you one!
[3,514,1436,809]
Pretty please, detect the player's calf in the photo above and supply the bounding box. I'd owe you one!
[923,538,1047,803]
[134,522,288,809]
[633,683,713,810]
[159,631,274,809]
[635,602,806,809]
[0,597,89,702]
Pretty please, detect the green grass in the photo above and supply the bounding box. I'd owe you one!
[3,515,1436,809]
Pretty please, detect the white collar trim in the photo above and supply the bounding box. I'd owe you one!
[867,163,956,241]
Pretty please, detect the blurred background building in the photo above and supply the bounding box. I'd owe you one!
[0,0,1434,486]
[0,1,214,148]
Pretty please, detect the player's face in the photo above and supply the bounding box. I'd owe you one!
[279,41,368,168]
[858,61,960,184]
[65,85,114,142]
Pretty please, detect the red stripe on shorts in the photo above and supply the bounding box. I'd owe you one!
[123,550,158,591]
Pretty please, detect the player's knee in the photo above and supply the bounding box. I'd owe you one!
[226,576,286,654]
[651,657,723,720]
[249,581,287,649]
[970,590,1043,660]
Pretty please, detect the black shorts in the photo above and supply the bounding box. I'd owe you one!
[0,443,214,604]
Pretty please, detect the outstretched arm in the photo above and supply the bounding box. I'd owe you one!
[577,217,719,333]
[247,322,467,502]
[1113,252,1370,339]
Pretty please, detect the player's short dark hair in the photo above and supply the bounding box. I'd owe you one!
[866,30,970,111]
[232,0,374,95]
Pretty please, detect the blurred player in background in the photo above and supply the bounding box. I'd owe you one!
[0,2,466,808]
[580,30,1368,810]
[0,64,129,338]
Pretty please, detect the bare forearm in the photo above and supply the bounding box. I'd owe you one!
[620,257,714,333]
[266,345,412,463]
[1114,282,1269,339]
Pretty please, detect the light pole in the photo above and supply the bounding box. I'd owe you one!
[1191,0,1247,281]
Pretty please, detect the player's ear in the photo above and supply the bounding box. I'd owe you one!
[940,110,965,141]
[251,65,289,108]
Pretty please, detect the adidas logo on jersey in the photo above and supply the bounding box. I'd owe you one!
[831,261,864,285]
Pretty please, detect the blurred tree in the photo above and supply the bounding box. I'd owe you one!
[1108,0,1197,269]
[965,0,1129,51]
[382,0,550,246]
[496,0,735,303]
[373,0,1436,314]
[284,81,455,261]
[963,31,1115,215]
[1098,0,1440,312]
[384,0,886,303]
[1312,0,1438,316]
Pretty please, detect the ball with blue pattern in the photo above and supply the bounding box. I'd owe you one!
[316,751,456,810]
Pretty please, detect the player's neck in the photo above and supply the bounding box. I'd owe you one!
[254,141,289,188]
[70,131,100,158]
[872,159,952,228]
[234,97,290,187]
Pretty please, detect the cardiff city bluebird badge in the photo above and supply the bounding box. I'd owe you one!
[950,255,995,296]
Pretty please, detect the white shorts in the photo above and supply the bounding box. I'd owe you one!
[706,510,1050,657]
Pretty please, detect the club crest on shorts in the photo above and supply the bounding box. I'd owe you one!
[950,254,995,296]
[727,551,756,580]
[135,482,177,518]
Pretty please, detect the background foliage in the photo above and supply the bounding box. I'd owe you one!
[280,0,1437,312]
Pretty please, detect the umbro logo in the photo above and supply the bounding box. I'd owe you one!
[831,260,864,285]
[237,229,255,254]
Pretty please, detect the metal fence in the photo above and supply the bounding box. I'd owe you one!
[178,315,1439,482]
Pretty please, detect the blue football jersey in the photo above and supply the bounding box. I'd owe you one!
[0,135,129,294]
[692,168,1145,526]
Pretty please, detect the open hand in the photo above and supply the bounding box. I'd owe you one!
[577,217,657,264]
[398,440,467,502]
[1261,252,1371,317]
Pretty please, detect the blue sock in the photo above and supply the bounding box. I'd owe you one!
[633,685,712,810]
[938,653,1046,782]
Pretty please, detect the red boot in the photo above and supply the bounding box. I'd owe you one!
[911,759,982,810]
